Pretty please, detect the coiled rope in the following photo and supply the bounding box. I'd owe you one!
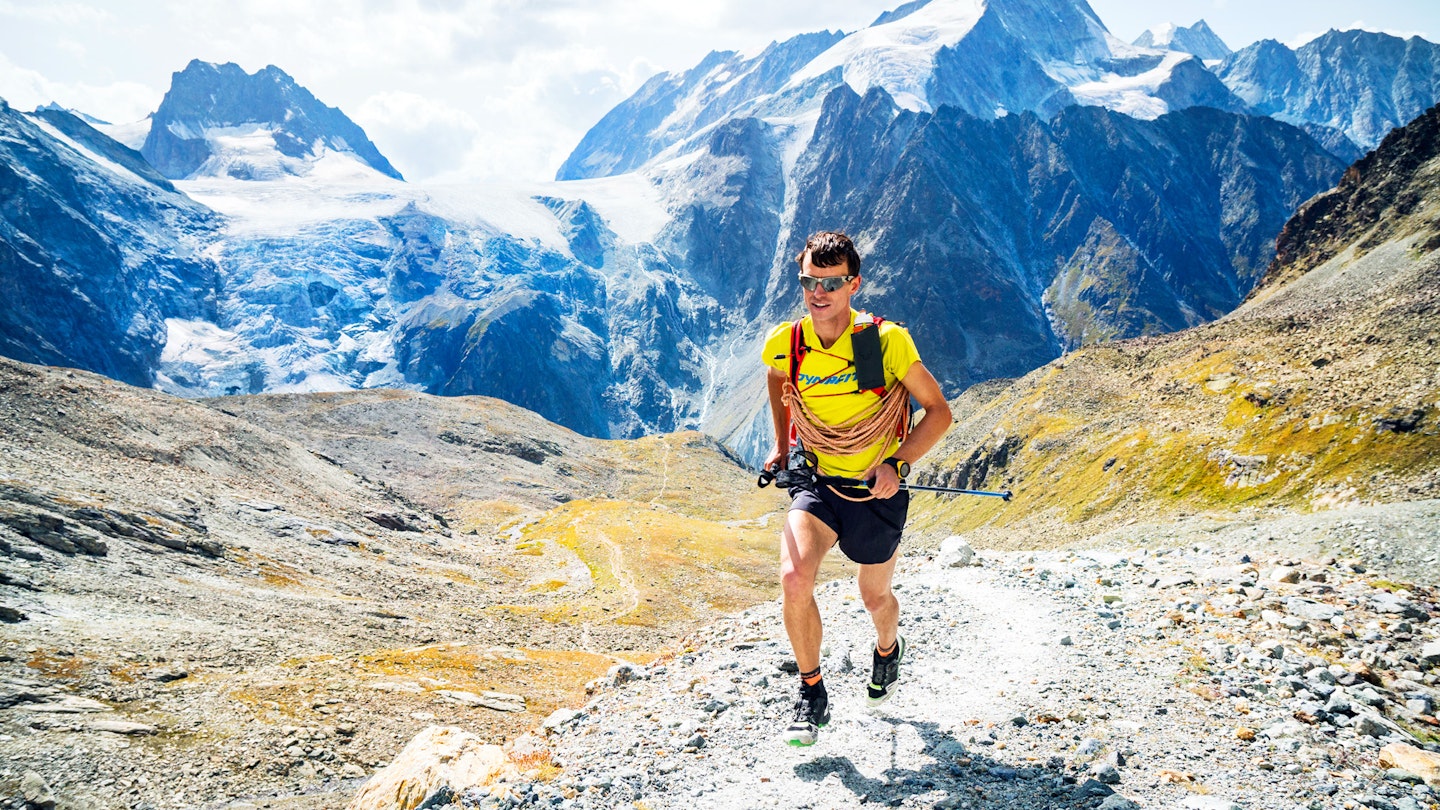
[782,379,910,502]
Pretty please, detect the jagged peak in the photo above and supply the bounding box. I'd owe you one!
[142,58,402,181]
[1133,19,1231,60]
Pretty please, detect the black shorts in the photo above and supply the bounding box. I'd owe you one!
[789,484,910,565]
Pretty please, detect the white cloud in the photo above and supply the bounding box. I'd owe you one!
[0,50,157,123]
[355,91,485,181]
[0,1,113,25]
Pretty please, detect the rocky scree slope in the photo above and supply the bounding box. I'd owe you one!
[0,357,784,809]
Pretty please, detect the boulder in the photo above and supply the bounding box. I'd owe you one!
[1379,743,1440,786]
[1286,597,1341,622]
[347,725,514,810]
[434,689,525,712]
[20,771,55,809]
[938,536,975,568]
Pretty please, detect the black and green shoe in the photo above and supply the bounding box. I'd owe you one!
[866,636,906,707]
[782,681,830,746]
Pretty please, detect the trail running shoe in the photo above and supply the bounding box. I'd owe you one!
[783,681,830,746]
[866,636,906,707]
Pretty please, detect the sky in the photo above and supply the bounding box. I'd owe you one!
[1,0,1437,184]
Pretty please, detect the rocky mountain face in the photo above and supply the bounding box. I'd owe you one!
[0,100,219,388]
[913,101,1440,547]
[768,90,1343,383]
[1133,20,1232,61]
[559,0,1241,186]
[141,60,403,181]
[1217,30,1440,151]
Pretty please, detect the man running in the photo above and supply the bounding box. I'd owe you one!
[762,231,953,746]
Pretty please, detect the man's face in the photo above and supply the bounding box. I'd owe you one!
[800,254,858,322]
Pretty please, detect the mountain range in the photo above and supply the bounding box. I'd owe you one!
[3,0,1440,465]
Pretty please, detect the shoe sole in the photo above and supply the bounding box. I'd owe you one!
[782,717,829,746]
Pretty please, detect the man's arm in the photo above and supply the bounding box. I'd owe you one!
[765,366,790,471]
[865,361,953,498]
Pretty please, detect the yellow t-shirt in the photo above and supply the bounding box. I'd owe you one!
[763,310,921,478]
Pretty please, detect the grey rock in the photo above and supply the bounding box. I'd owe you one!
[144,666,190,682]
[1354,712,1391,738]
[937,536,975,568]
[1286,597,1341,621]
[1325,692,1353,715]
[1420,641,1440,666]
[1386,769,1425,785]
[1075,778,1115,797]
[1092,763,1122,784]
[89,719,158,735]
[1371,592,1428,620]
[21,770,56,809]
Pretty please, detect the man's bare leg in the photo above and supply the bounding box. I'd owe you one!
[778,509,835,745]
[857,554,900,652]
[859,552,904,705]
[779,510,835,674]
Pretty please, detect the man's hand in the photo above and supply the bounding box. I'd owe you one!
[764,447,785,473]
[864,460,902,499]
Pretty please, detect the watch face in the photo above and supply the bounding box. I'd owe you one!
[897,460,910,477]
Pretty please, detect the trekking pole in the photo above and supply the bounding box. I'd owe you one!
[898,483,1012,501]
[820,475,1013,502]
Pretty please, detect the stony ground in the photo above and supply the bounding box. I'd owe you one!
[455,502,1440,810]
[2,368,1438,810]
[0,359,784,810]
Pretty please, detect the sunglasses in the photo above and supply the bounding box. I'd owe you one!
[798,274,855,293]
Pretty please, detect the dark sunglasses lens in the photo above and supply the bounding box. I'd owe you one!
[799,275,851,292]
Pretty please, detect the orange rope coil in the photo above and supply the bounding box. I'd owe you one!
[782,379,910,502]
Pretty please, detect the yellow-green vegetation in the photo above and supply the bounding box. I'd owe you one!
[453,499,529,535]
[600,432,785,521]
[1368,580,1420,594]
[912,324,1440,544]
[492,497,780,628]
[462,430,859,635]
[25,648,91,682]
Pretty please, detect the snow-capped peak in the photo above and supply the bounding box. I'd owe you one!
[141,60,403,182]
[1134,20,1232,61]
[787,0,986,110]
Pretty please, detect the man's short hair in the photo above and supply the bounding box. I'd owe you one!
[796,231,861,276]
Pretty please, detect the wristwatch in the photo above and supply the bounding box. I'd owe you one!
[883,456,910,478]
